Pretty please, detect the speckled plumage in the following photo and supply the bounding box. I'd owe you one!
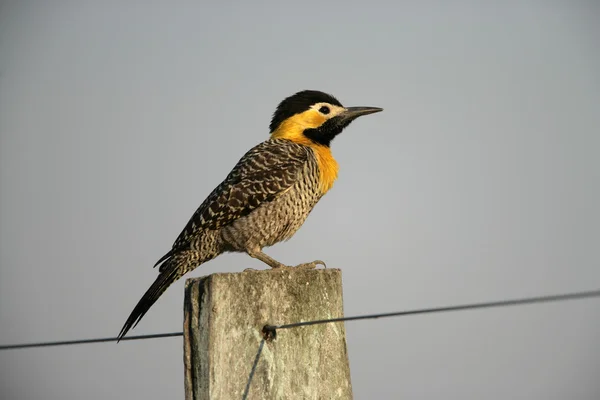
[118,90,382,340]
[118,140,322,339]
[179,138,321,251]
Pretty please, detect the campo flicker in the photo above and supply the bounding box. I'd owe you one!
[118,90,382,340]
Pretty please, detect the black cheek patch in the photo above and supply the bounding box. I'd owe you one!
[303,117,346,147]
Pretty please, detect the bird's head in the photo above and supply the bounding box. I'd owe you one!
[269,90,382,147]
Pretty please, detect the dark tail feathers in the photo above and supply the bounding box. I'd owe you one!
[117,259,182,342]
[153,249,175,269]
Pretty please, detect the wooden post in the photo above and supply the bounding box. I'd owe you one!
[183,268,353,400]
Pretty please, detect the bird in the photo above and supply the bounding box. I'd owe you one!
[117,90,382,341]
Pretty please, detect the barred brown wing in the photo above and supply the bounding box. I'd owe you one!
[171,140,309,251]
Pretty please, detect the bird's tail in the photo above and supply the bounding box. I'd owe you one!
[117,256,189,342]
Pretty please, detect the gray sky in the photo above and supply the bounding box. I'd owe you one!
[1,2,599,399]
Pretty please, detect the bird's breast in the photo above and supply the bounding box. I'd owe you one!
[309,144,339,194]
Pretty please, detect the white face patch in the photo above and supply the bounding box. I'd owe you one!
[309,102,346,119]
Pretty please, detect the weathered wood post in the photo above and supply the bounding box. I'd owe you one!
[184,268,353,399]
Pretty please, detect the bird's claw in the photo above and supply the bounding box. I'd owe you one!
[294,260,326,269]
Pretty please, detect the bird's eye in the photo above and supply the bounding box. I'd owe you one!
[319,106,330,115]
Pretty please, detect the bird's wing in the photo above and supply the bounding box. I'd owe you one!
[169,140,309,253]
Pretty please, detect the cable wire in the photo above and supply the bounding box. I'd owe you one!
[0,331,183,350]
[1,288,598,351]
[242,338,265,400]
[241,288,600,398]
[265,288,600,334]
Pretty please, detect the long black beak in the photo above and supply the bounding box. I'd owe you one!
[341,106,383,123]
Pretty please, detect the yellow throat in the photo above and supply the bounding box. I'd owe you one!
[271,110,339,194]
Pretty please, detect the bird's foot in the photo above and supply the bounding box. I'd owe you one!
[293,260,326,269]
[245,260,326,271]
[245,262,292,271]
[270,261,291,269]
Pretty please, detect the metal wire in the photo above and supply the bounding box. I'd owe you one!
[243,288,600,399]
[1,288,598,353]
[0,331,183,350]
[265,288,600,333]
[241,338,265,400]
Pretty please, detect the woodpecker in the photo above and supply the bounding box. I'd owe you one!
[118,90,382,340]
